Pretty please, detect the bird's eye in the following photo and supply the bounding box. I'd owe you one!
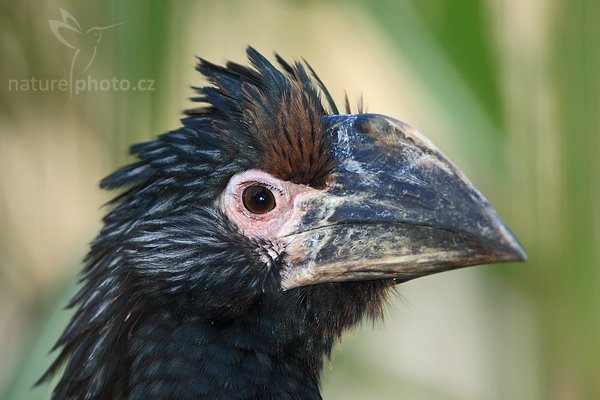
[242,185,276,214]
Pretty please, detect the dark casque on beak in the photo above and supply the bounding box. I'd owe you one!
[281,114,526,290]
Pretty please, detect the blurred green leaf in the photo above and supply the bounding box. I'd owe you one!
[2,283,76,400]
[358,0,506,184]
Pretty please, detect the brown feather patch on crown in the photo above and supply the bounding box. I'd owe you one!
[186,47,338,189]
[241,79,333,189]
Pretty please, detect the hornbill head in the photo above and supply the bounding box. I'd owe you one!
[41,47,525,399]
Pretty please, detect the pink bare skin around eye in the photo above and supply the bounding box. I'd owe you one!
[219,169,324,241]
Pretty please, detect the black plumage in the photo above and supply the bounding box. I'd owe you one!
[39,47,525,399]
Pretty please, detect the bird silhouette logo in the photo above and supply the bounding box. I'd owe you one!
[49,8,124,89]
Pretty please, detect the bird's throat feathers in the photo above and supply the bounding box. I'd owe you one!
[125,281,390,399]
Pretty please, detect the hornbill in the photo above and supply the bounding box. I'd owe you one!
[39,47,526,399]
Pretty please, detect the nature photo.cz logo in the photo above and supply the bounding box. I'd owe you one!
[8,8,155,96]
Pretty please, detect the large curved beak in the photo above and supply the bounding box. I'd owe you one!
[281,114,526,290]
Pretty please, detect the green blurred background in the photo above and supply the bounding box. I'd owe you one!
[1,0,598,399]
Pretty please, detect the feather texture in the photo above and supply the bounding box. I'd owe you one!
[40,47,388,400]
